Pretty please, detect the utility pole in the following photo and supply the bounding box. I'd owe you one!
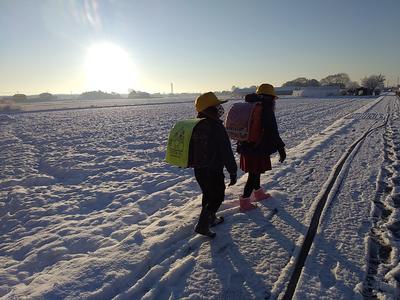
[171,83,174,94]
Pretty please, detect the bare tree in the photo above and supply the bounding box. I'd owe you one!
[361,74,385,91]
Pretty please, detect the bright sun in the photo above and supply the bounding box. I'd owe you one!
[84,42,136,93]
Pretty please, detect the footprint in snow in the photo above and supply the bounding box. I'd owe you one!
[249,227,266,238]
[388,221,400,239]
[217,243,229,254]
[157,220,168,226]
[222,273,246,299]
[292,197,303,209]
[392,194,400,208]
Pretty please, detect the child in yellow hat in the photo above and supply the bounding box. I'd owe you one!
[237,84,286,211]
[193,92,237,237]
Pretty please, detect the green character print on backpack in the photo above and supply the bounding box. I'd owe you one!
[166,118,204,168]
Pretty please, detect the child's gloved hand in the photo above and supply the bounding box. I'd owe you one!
[278,148,286,163]
[228,173,237,186]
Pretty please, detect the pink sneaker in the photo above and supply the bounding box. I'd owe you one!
[239,196,257,212]
[252,188,271,202]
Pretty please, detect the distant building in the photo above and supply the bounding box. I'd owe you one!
[275,86,295,95]
[292,86,340,97]
[356,87,372,96]
[231,87,257,98]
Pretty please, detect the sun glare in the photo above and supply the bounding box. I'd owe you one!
[84,42,136,93]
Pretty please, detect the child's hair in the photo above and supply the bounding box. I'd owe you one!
[244,93,258,102]
[197,105,218,119]
[245,93,276,111]
[269,98,276,112]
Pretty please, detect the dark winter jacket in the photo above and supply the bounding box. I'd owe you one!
[196,107,237,175]
[237,94,285,156]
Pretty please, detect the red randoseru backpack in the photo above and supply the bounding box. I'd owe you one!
[225,102,263,142]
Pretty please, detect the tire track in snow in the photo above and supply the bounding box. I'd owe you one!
[282,96,389,300]
[363,96,400,298]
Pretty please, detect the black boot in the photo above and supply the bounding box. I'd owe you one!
[195,208,216,238]
[209,212,224,227]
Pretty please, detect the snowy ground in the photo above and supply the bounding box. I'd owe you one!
[1,95,399,299]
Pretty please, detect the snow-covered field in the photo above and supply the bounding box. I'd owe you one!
[1,95,399,299]
[3,95,195,112]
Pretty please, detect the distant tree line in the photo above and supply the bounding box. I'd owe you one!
[230,73,386,97]
[3,73,388,101]
[2,92,57,102]
[282,77,320,87]
[282,73,385,93]
[79,91,122,100]
[128,90,150,99]
[38,92,57,100]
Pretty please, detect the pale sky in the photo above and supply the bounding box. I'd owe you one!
[1,0,399,95]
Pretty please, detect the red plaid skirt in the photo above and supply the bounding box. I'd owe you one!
[240,154,272,173]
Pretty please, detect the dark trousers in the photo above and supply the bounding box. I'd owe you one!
[194,168,225,213]
[243,172,261,198]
